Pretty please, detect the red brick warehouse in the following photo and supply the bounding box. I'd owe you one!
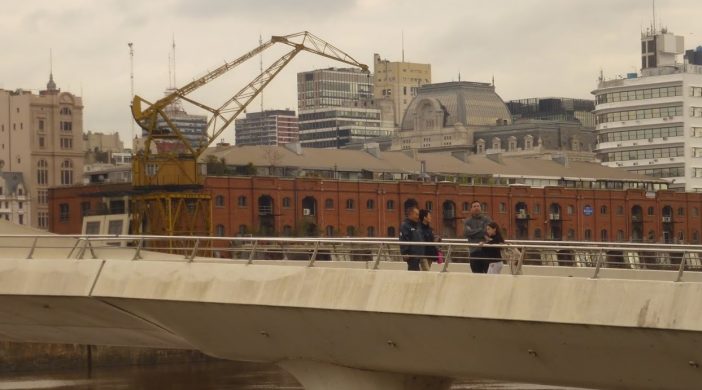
[51,177,702,245]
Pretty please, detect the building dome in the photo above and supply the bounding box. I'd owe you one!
[400,81,512,131]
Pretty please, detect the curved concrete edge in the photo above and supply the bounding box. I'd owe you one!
[278,360,453,390]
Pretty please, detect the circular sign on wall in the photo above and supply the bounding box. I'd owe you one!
[583,205,593,216]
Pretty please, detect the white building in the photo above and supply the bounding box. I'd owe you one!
[0,173,29,226]
[593,28,702,191]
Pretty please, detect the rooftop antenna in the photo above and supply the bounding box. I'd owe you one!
[492,74,495,87]
[652,0,656,34]
[172,34,177,87]
[128,42,135,140]
[458,71,461,82]
[401,30,405,62]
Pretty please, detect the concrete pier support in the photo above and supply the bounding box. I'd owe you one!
[279,360,454,390]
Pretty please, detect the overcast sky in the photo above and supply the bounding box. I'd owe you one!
[2,0,701,144]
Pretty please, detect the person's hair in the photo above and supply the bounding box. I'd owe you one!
[419,209,430,223]
[471,200,481,207]
[487,221,504,242]
[405,206,419,216]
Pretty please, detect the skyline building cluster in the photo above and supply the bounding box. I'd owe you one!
[593,27,702,192]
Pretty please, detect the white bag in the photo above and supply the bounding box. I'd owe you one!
[487,261,503,274]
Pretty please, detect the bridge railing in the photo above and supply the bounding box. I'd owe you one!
[1,234,701,280]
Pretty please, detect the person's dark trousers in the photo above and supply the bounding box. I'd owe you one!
[469,251,489,273]
[406,258,421,271]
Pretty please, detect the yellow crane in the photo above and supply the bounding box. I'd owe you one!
[129,32,368,243]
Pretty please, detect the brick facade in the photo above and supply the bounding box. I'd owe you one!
[50,177,702,245]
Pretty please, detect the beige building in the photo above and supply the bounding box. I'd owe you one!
[0,74,84,229]
[84,131,124,153]
[373,53,431,129]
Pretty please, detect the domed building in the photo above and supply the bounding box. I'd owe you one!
[391,81,512,151]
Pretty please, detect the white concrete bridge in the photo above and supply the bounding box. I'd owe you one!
[1,227,702,389]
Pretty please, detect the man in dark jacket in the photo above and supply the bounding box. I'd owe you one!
[399,206,423,271]
[464,201,492,272]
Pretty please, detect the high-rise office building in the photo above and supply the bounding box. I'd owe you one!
[0,73,84,229]
[507,97,596,128]
[297,68,393,148]
[235,110,298,146]
[143,92,208,150]
[593,28,702,192]
[373,53,431,128]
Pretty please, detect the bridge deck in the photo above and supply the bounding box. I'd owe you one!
[1,230,702,389]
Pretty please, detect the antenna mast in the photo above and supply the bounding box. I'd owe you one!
[652,0,656,34]
[172,34,177,87]
[128,42,135,140]
[401,30,405,62]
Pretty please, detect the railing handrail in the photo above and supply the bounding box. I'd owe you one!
[1,234,701,281]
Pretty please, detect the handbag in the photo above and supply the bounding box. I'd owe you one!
[437,250,444,264]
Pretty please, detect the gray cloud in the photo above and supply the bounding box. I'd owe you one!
[1,0,700,143]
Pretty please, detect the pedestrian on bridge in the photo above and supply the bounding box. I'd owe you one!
[419,209,440,271]
[471,221,505,273]
[400,206,424,271]
[464,201,492,272]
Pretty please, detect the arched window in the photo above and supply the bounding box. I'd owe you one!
[37,159,48,185]
[386,200,395,210]
[677,207,685,216]
[325,225,335,237]
[367,226,375,237]
[567,229,575,240]
[366,199,375,209]
[60,160,73,185]
[215,224,225,237]
[600,229,608,241]
[462,202,469,212]
[346,226,356,236]
[534,228,541,239]
[600,205,608,215]
[237,196,247,207]
[476,139,485,154]
[616,230,624,241]
[387,226,396,237]
[282,197,291,208]
[282,225,292,236]
[584,229,592,241]
[425,201,433,211]
[325,198,334,209]
[238,224,248,236]
[346,199,355,209]
[524,135,534,150]
[214,195,225,207]
[507,136,517,151]
[647,206,655,216]
[491,137,501,150]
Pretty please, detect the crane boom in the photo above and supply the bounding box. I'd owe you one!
[127,31,368,246]
[131,31,368,188]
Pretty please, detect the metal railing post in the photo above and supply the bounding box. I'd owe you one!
[308,241,320,267]
[187,238,200,262]
[247,240,258,264]
[132,238,144,261]
[592,250,605,279]
[676,251,688,282]
[26,237,39,259]
[372,243,385,270]
[441,245,453,273]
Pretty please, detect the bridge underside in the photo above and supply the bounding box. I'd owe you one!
[1,256,702,390]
